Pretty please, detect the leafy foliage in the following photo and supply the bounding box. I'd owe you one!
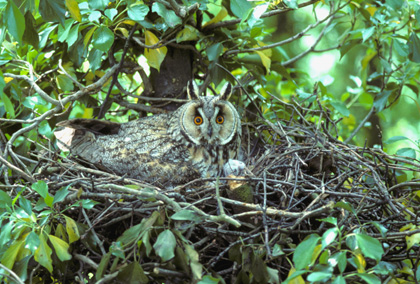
[1,0,420,282]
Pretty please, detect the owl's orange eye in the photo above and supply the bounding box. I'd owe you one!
[216,115,224,124]
[194,116,203,125]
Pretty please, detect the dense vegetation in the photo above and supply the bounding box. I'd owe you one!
[1,0,420,283]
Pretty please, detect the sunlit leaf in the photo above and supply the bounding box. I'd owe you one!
[230,0,252,18]
[92,25,114,52]
[283,0,298,9]
[176,25,200,43]
[322,227,339,249]
[331,101,350,117]
[293,234,321,270]
[144,30,167,71]
[48,235,72,261]
[34,234,53,273]
[53,186,70,204]
[357,273,381,284]
[1,239,25,269]
[153,230,176,262]
[1,93,15,118]
[66,0,82,22]
[88,0,108,10]
[355,233,384,262]
[128,3,149,22]
[197,275,221,284]
[203,7,228,28]
[64,215,80,244]
[32,180,48,198]
[105,8,118,21]
[152,2,181,28]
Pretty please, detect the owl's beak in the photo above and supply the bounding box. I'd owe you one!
[207,126,213,137]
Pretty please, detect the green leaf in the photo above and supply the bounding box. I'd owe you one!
[331,275,346,284]
[373,89,392,112]
[88,48,104,73]
[198,275,221,284]
[118,211,160,245]
[362,26,375,42]
[357,273,381,284]
[1,239,25,269]
[66,0,82,22]
[39,0,66,26]
[153,230,176,262]
[176,25,200,43]
[105,8,118,21]
[330,101,350,117]
[293,234,321,270]
[321,227,339,249]
[110,241,125,258]
[26,232,40,254]
[128,4,149,22]
[144,30,167,71]
[230,0,252,18]
[32,180,48,198]
[19,197,32,216]
[96,252,111,280]
[406,233,420,250]
[58,19,74,43]
[1,92,15,119]
[23,11,39,47]
[152,2,182,28]
[5,1,25,44]
[53,186,70,204]
[396,147,416,159]
[0,189,13,208]
[92,25,114,52]
[409,32,420,63]
[272,244,285,257]
[88,0,108,10]
[116,262,149,283]
[64,215,80,244]
[384,136,409,144]
[34,234,53,273]
[355,233,384,262]
[307,272,332,282]
[386,0,403,10]
[334,201,355,214]
[171,209,202,222]
[207,43,223,62]
[394,39,408,57]
[48,235,72,261]
[283,0,298,9]
[78,199,99,209]
[319,217,337,226]
[329,251,347,273]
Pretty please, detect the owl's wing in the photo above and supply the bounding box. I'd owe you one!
[54,116,201,185]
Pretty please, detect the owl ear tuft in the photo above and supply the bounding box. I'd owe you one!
[219,83,232,100]
[187,80,200,100]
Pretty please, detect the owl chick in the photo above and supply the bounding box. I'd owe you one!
[54,81,242,187]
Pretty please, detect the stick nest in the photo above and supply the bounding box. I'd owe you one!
[13,102,420,283]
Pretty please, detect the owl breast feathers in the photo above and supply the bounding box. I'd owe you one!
[54,81,242,187]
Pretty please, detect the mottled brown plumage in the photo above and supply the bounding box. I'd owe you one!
[55,82,242,187]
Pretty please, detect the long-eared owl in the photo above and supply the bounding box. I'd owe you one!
[54,81,242,187]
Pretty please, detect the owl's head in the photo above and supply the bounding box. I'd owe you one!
[177,81,241,146]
